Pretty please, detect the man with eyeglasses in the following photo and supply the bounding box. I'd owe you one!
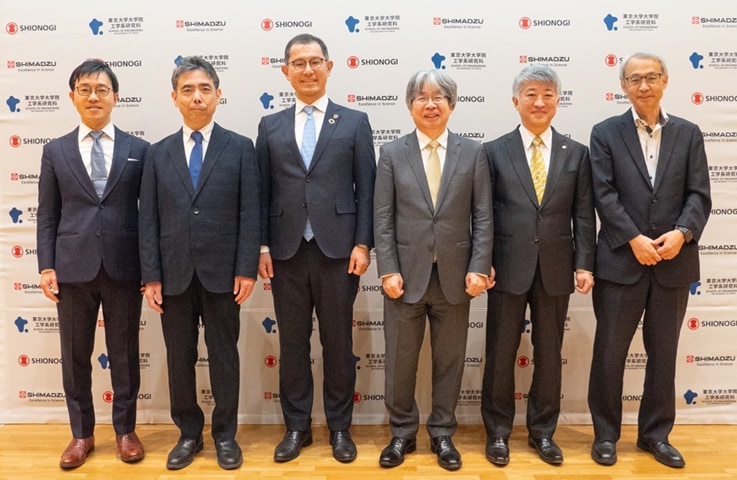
[480,64,595,467]
[587,52,711,468]
[37,59,149,469]
[256,33,376,464]
[374,69,492,471]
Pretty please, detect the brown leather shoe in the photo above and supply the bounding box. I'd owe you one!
[59,436,95,469]
[116,431,145,463]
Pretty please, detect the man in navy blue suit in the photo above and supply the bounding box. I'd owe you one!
[37,59,149,469]
[256,33,376,464]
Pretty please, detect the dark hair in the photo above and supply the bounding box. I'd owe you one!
[283,33,329,63]
[171,56,220,90]
[68,59,119,93]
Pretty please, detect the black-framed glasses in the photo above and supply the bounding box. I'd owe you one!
[75,85,112,97]
[624,72,663,87]
[289,58,325,71]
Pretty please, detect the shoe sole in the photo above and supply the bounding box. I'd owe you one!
[591,450,617,466]
[485,453,509,466]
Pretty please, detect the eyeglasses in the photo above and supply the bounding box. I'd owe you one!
[624,72,663,87]
[75,85,112,97]
[413,96,448,105]
[289,58,325,71]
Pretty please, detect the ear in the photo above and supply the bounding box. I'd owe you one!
[326,59,334,76]
[281,64,289,78]
[512,96,520,111]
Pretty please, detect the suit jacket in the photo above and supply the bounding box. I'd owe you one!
[256,100,376,260]
[139,123,260,296]
[590,110,711,287]
[37,127,149,287]
[485,127,595,296]
[374,130,493,305]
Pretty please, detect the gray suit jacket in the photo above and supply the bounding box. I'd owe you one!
[374,130,493,305]
[590,110,711,287]
[139,123,260,295]
[37,127,149,287]
[485,127,595,296]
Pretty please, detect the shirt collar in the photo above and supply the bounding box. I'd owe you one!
[296,95,329,115]
[183,121,214,143]
[79,122,115,141]
[631,107,669,129]
[416,128,449,150]
[518,125,552,149]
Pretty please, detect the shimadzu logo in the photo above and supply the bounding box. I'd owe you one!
[686,354,736,367]
[7,59,57,73]
[347,93,398,107]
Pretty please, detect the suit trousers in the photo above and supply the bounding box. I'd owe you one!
[588,271,689,444]
[383,265,471,439]
[481,265,569,440]
[57,266,142,438]
[160,274,241,442]
[271,239,359,432]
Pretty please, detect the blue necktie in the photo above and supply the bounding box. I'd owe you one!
[189,131,203,188]
[89,131,107,198]
[301,106,316,240]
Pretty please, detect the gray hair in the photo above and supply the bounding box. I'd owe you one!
[512,65,561,97]
[620,52,668,81]
[171,56,220,91]
[405,69,458,109]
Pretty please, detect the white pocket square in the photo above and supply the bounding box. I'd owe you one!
[127,158,140,162]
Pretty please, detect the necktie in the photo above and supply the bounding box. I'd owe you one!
[426,140,441,207]
[189,131,203,188]
[89,131,107,198]
[530,136,547,204]
[301,105,316,169]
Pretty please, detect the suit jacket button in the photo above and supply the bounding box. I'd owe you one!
[302,203,307,208]
[534,236,539,242]
[193,208,200,215]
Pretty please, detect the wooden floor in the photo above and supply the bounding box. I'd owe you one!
[1,423,735,479]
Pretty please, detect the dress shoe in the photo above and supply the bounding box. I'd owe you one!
[485,437,509,466]
[215,439,243,470]
[636,439,685,468]
[329,430,357,463]
[591,440,617,466]
[59,436,95,469]
[379,436,416,468]
[166,436,203,470]
[430,435,462,471]
[528,436,563,465]
[116,432,144,463]
[274,430,313,463]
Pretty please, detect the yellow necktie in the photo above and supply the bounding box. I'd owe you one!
[427,140,441,207]
[530,136,546,203]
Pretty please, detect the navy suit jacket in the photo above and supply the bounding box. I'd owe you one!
[590,110,711,287]
[139,123,260,295]
[37,127,149,287]
[256,100,376,260]
[485,127,595,296]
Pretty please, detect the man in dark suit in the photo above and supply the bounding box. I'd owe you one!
[256,33,376,464]
[587,52,711,468]
[480,65,596,467]
[37,59,148,469]
[374,69,493,471]
[139,56,260,471]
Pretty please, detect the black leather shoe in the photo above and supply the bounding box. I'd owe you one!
[591,440,617,466]
[274,430,313,463]
[215,439,243,470]
[485,437,509,466]
[166,436,204,470]
[379,437,416,468]
[430,436,462,471]
[329,430,357,463]
[636,439,685,468]
[528,436,563,465]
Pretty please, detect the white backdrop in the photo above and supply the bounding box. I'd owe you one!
[2,0,736,427]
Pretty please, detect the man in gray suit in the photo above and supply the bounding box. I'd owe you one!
[374,69,493,471]
[37,59,148,469]
[139,57,260,471]
[588,52,711,468]
[256,33,376,464]
[480,65,595,467]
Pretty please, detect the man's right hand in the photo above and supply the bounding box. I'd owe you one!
[143,281,164,313]
[40,270,59,303]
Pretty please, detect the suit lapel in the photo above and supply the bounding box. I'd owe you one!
[166,128,194,196]
[60,128,98,200]
[309,100,340,172]
[653,119,677,192]
[435,132,461,211]
[541,129,567,206]
[195,123,228,195]
[405,132,435,212]
[507,130,539,206]
[618,111,652,189]
[280,105,303,170]
[103,127,131,200]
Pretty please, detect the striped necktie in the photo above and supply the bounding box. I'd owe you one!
[530,135,546,204]
[89,131,107,198]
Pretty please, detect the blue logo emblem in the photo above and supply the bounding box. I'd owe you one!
[14,316,29,333]
[689,52,704,70]
[603,14,618,31]
[259,92,275,110]
[9,207,23,224]
[174,55,184,67]
[345,16,360,33]
[98,353,110,369]
[684,389,698,405]
[262,316,277,333]
[89,18,103,35]
[431,52,446,69]
[689,281,702,295]
[6,96,21,113]
[521,319,531,334]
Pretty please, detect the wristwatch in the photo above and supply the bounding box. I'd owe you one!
[675,226,693,243]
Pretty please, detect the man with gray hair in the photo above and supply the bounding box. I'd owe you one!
[480,64,595,466]
[374,69,493,470]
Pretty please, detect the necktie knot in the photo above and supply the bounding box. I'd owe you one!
[90,130,104,140]
[532,135,542,148]
[428,139,440,151]
[191,130,203,144]
[304,105,314,116]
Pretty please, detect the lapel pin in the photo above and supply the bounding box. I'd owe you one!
[328,118,335,124]
[561,145,567,149]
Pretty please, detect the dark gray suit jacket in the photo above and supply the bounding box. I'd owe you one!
[139,123,260,295]
[37,127,149,287]
[590,110,711,287]
[485,127,595,296]
[374,130,493,305]
[256,100,376,260]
